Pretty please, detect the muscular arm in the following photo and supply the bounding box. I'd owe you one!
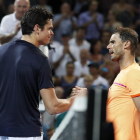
[70,17,77,29]
[40,88,75,115]
[132,96,140,112]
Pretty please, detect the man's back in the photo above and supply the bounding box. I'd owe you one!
[0,40,53,137]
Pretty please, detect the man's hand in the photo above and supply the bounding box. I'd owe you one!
[71,86,87,97]
[63,45,70,54]
[14,22,21,35]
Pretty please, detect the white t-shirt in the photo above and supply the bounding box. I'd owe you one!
[52,45,79,76]
[39,41,62,64]
[74,60,90,77]
[69,38,91,60]
[49,41,62,64]
[0,12,22,42]
[76,75,109,89]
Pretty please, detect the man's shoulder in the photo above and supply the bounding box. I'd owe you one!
[74,60,81,66]
[69,38,75,44]
[123,63,140,74]
[83,40,91,48]
[0,41,14,50]
[69,44,79,52]
[79,11,89,18]
[97,75,108,82]
[1,13,14,22]
[53,14,61,20]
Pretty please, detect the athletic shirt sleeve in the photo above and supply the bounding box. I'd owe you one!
[126,69,140,97]
[38,57,54,90]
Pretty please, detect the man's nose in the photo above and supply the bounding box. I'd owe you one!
[106,44,110,49]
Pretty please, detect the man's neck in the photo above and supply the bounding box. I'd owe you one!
[15,13,21,21]
[80,60,87,66]
[76,38,83,46]
[93,74,98,79]
[89,11,96,15]
[119,54,135,70]
[21,35,40,47]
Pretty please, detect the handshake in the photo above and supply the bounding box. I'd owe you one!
[71,86,87,97]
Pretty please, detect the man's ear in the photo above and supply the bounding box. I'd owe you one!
[33,24,40,35]
[124,40,131,49]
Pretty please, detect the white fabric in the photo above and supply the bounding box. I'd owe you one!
[68,38,91,60]
[52,45,79,76]
[0,136,43,140]
[76,75,109,88]
[49,41,62,64]
[0,12,22,42]
[74,60,90,77]
[39,45,49,57]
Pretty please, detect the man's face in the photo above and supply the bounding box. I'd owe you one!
[89,67,98,76]
[107,33,125,62]
[14,0,30,20]
[38,19,54,45]
[76,29,86,40]
[61,3,70,15]
[66,63,74,75]
[89,1,98,12]
[80,49,88,60]
[101,32,111,43]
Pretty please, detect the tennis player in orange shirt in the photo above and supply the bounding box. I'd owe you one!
[106,27,140,140]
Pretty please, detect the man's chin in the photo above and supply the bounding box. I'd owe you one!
[43,41,50,46]
[111,57,119,62]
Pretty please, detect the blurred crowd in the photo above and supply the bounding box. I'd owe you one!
[0,0,140,139]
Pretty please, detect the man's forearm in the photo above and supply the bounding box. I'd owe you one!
[53,97,75,114]
[0,32,15,44]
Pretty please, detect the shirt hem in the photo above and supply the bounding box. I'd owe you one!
[0,133,41,137]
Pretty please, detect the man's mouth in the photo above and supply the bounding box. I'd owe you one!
[109,51,114,55]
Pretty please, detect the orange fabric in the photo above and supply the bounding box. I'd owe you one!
[106,63,140,140]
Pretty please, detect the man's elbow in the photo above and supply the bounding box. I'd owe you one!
[46,107,57,115]
[45,105,59,115]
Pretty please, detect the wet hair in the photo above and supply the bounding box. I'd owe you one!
[21,7,54,35]
[114,27,139,55]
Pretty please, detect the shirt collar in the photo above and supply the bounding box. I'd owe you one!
[12,12,20,22]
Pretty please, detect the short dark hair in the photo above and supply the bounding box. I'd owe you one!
[21,7,54,35]
[76,26,86,32]
[114,27,139,55]
[88,61,99,69]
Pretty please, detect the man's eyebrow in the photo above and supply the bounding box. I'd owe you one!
[49,26,53,29]
[109,40,115,43]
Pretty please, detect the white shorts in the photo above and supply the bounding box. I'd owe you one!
[0,135,43,140]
